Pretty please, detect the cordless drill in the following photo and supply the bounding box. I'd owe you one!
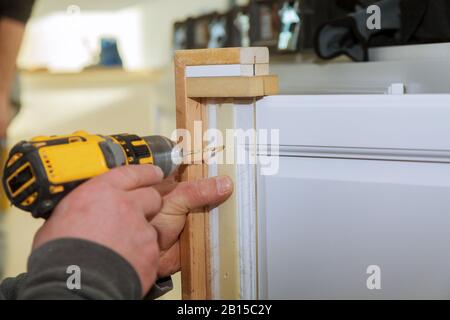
[2,131,182,219]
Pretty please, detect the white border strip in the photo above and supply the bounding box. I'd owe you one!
[208,104,220,300]
[186,64,269,78]
[235,101,259,300]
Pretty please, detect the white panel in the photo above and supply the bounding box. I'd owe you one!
[259,157,450,299]
[255,93,450,299]
[233,101,258,300]
[369,43,450,62]
[257,95,450,151]
[208,101,258,299]
[186,64,269,78]
[208,104,221,300]
[186,64,251,78]
[271,57,450,94]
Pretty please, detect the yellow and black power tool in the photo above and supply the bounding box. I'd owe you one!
[2,131,182,219]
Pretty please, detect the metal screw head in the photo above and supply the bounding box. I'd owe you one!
[41,200,53,208]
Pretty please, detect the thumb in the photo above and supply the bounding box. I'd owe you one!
[162,176,233,215]
[152,176,233,250]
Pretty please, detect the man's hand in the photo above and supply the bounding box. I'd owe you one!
[151,175,234,278]
[31,165,234,296]
[32,165,165,296]
[0,99,11,138]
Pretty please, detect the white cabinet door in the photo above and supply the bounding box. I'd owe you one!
[256,95,450,299]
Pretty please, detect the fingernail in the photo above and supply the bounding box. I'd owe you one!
[216,176,233,195]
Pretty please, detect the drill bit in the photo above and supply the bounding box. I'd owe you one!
[176,145,226,164]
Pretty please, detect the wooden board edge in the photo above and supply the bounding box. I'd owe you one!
[186,75,279,98]
[175,47,269,66]
[175,50,210,299]
[178,98,210,300]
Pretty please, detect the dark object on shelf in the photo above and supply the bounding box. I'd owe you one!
[315,0,450,62]
[226,6,251,47]
[316,0,401,61]
[208,13,228,48]
[99,38,123,68]
[335,0,362,11]
[250,0,282,50]
[174,13,229,50]
[295,0,353,52]
[191,12,217,49]
[249,0,353,53]
[277,1,302,52]
[404,0,450,45]
[174,19,194,50]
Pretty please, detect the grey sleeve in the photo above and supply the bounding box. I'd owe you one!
[4,238,142,300]
[0,273,28,300]
[0,238,173,300]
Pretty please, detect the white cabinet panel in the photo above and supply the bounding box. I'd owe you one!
[256,94,450,299]
[257,95,450,151]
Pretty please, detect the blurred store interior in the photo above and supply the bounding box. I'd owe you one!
[2,0,450,300]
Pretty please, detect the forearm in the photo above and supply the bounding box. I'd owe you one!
[0,18,25,137]
[16,239,143,300]
[0,18,25,99]
[0,238,173,300]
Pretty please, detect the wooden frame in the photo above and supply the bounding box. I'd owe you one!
[174,47,278,299]
[174,43,450,300]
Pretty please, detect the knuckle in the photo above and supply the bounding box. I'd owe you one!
[119,166,140,185]
[148,165,163,178]
[109,166,140,188]
[148,188,163,211]
[117,196,136,213]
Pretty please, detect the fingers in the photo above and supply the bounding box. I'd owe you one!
[158,242,181,279]
[96,165,164,190]
[152,179,179,197]
[162,175,233,215]
[150,212,185,250]
[128,187,163,220]
[150,176,233,251]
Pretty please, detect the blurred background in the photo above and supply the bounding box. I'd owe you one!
[2,0,250,300]
[1,0,449,300]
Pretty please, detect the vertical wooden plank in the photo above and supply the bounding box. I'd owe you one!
[174,48,275,300]
[175,56,209,300]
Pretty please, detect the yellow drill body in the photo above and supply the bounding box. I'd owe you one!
[2,131,178,218]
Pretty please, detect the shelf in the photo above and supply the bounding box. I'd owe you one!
[19,68,164,86]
